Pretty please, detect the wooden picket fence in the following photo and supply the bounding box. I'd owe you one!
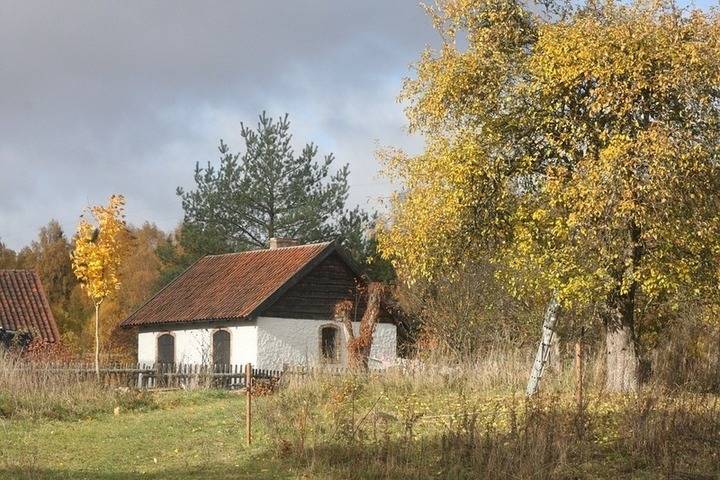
[10,362,286,390]
[11,361,357,391]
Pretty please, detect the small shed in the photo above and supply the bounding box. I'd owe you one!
[121,240,397,370]
[0,270,60,348]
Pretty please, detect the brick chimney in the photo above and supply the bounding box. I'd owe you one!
[268,237,299,249]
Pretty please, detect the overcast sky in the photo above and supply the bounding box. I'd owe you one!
[0,1,437,250]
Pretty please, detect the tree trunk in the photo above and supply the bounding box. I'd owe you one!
[356,284,384,370]
[605,307,639,392]
[526,296,561,396]
[604,220,643,393]
[333,283,385,371]
[549,333,561,371]
[94,302,100,379]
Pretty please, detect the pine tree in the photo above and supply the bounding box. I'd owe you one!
[178,112,369,251]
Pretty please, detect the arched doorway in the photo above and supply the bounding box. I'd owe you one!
[213,330,231,366]
[157,333,175,365]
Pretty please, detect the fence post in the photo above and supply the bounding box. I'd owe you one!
[575,327,584,410]
[245,363,252,446]
[575,326,585,438]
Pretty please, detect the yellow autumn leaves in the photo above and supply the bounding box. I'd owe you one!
[71,194,128,306]
[379,0,720,312]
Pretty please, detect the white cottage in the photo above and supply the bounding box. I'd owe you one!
[121,240,397,370]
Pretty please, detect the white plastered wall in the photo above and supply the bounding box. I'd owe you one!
[255,316,397,370]
[137,322,258,366]
[137,318,396,370]
[137,331,156,365]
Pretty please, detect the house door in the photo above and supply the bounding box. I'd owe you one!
[157,334,175,365]
[213,330,231,366]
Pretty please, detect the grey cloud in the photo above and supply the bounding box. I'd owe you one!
[0,0,436,249]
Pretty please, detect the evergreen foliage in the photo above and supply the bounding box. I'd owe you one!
[160,112,389,286]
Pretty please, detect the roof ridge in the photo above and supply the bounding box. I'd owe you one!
[204,241,333,258]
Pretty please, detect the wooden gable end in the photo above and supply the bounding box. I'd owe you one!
[262,252,392,322]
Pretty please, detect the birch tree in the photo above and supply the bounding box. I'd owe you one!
[71,195,128,376]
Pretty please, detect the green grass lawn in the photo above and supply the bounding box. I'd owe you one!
[0,391,285,480]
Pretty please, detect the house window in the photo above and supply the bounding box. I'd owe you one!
[213,330,231,366]
[320,325,339,363]
[157,333,175,365]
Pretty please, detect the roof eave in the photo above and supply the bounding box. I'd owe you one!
[129,315,251,330]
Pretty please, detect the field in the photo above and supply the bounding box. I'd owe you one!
[1,391,285,480]
[2,353,720,480]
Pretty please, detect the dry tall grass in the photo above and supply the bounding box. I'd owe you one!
[0,354,155,420]
[258,348,720,479]
[3,336,719,478]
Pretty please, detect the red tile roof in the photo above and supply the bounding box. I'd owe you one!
[0,270,60,343]
[122,242,350,327]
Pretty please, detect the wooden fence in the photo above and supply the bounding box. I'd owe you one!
[10,362,287,390]
[9,362,357,390]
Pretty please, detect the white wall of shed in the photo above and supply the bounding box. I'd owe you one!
[255,316,397,370]
[368,322,397,366]
[137,331,156,365]
[136,323,257,366]
[230,323,257,366]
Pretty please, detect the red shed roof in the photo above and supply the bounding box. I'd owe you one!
[0,270,60,343]
[121,241,359,327]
